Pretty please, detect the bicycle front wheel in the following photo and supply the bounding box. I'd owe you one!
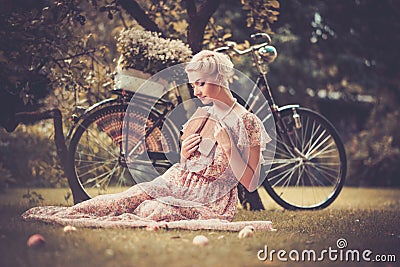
[67,104,180,198]
[263,107,346,210]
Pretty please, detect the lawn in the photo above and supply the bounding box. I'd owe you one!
[0,187,399,267]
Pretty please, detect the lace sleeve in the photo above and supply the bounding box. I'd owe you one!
[237,113,271,149]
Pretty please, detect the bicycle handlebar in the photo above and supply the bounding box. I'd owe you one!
[214,33,277,65]
[250,32,272,43]
[214,33,272,56]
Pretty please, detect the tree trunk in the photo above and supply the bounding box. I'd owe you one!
[12,109,90,203]
[185,0,221,53]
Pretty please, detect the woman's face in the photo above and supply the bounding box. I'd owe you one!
[187,72,221,104]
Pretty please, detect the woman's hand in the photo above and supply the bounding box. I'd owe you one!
[214,122,232,156]
[181,133,201,160]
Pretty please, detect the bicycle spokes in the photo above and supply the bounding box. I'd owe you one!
[69,104,180,198]
[264,108,346,209]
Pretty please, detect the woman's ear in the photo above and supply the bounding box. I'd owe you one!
[216,73,224,85]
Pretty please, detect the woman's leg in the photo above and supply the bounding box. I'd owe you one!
[70,183,152,216]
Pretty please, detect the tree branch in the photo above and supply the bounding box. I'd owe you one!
[54,49,96,62]
[117,0,163,34]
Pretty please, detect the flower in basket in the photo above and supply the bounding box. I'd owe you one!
[115,28,192,93]
[116,28,193,76]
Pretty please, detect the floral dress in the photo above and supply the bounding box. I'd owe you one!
[22,108,271,228]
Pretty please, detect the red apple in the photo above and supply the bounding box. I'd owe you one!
[27,234,46,247]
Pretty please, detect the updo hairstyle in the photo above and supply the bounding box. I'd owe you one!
[185,50,234,88]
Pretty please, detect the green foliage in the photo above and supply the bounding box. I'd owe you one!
[137,0,188,40]
[241,0,279,31]
[346,95,400,186]
[1,1,92,104]
[0,0,126,126]
[0,125,68,189]
[202,1,279,51]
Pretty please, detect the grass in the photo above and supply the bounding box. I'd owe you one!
[0,187,399,267]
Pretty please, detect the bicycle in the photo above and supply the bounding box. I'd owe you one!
[66,33,347,210]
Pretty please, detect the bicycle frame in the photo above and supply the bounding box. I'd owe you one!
[66,32,346,209]
[233,36,310,161]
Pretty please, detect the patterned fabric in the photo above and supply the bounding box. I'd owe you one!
[22,111,272,230]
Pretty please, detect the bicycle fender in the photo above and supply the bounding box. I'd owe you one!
[277,104,300,112]
[256,104,301,123]
[81,98,119,117]
[66,98,118,141]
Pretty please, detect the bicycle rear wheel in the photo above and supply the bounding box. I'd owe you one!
[263,107,346,210]
[67,104,180,198]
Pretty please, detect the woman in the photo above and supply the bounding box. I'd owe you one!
[22,50,272,230]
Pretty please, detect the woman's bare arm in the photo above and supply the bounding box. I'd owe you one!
[214,123,261,191]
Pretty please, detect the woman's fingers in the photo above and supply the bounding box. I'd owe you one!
[182,144,199,159]
[188,133,201,142]
[187,144,199,155]
[181,133,201,159]
[214,122,232,155]
[183,134,201,146]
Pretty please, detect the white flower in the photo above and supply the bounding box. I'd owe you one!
[63,225,77,233]
[116,28,192,75]
[238,225,255,238]
[193,235,209,246]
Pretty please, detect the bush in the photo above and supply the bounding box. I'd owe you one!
[0,123,68,190]
[345,91,400,186]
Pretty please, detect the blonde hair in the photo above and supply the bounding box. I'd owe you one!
[185,50,234,87]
